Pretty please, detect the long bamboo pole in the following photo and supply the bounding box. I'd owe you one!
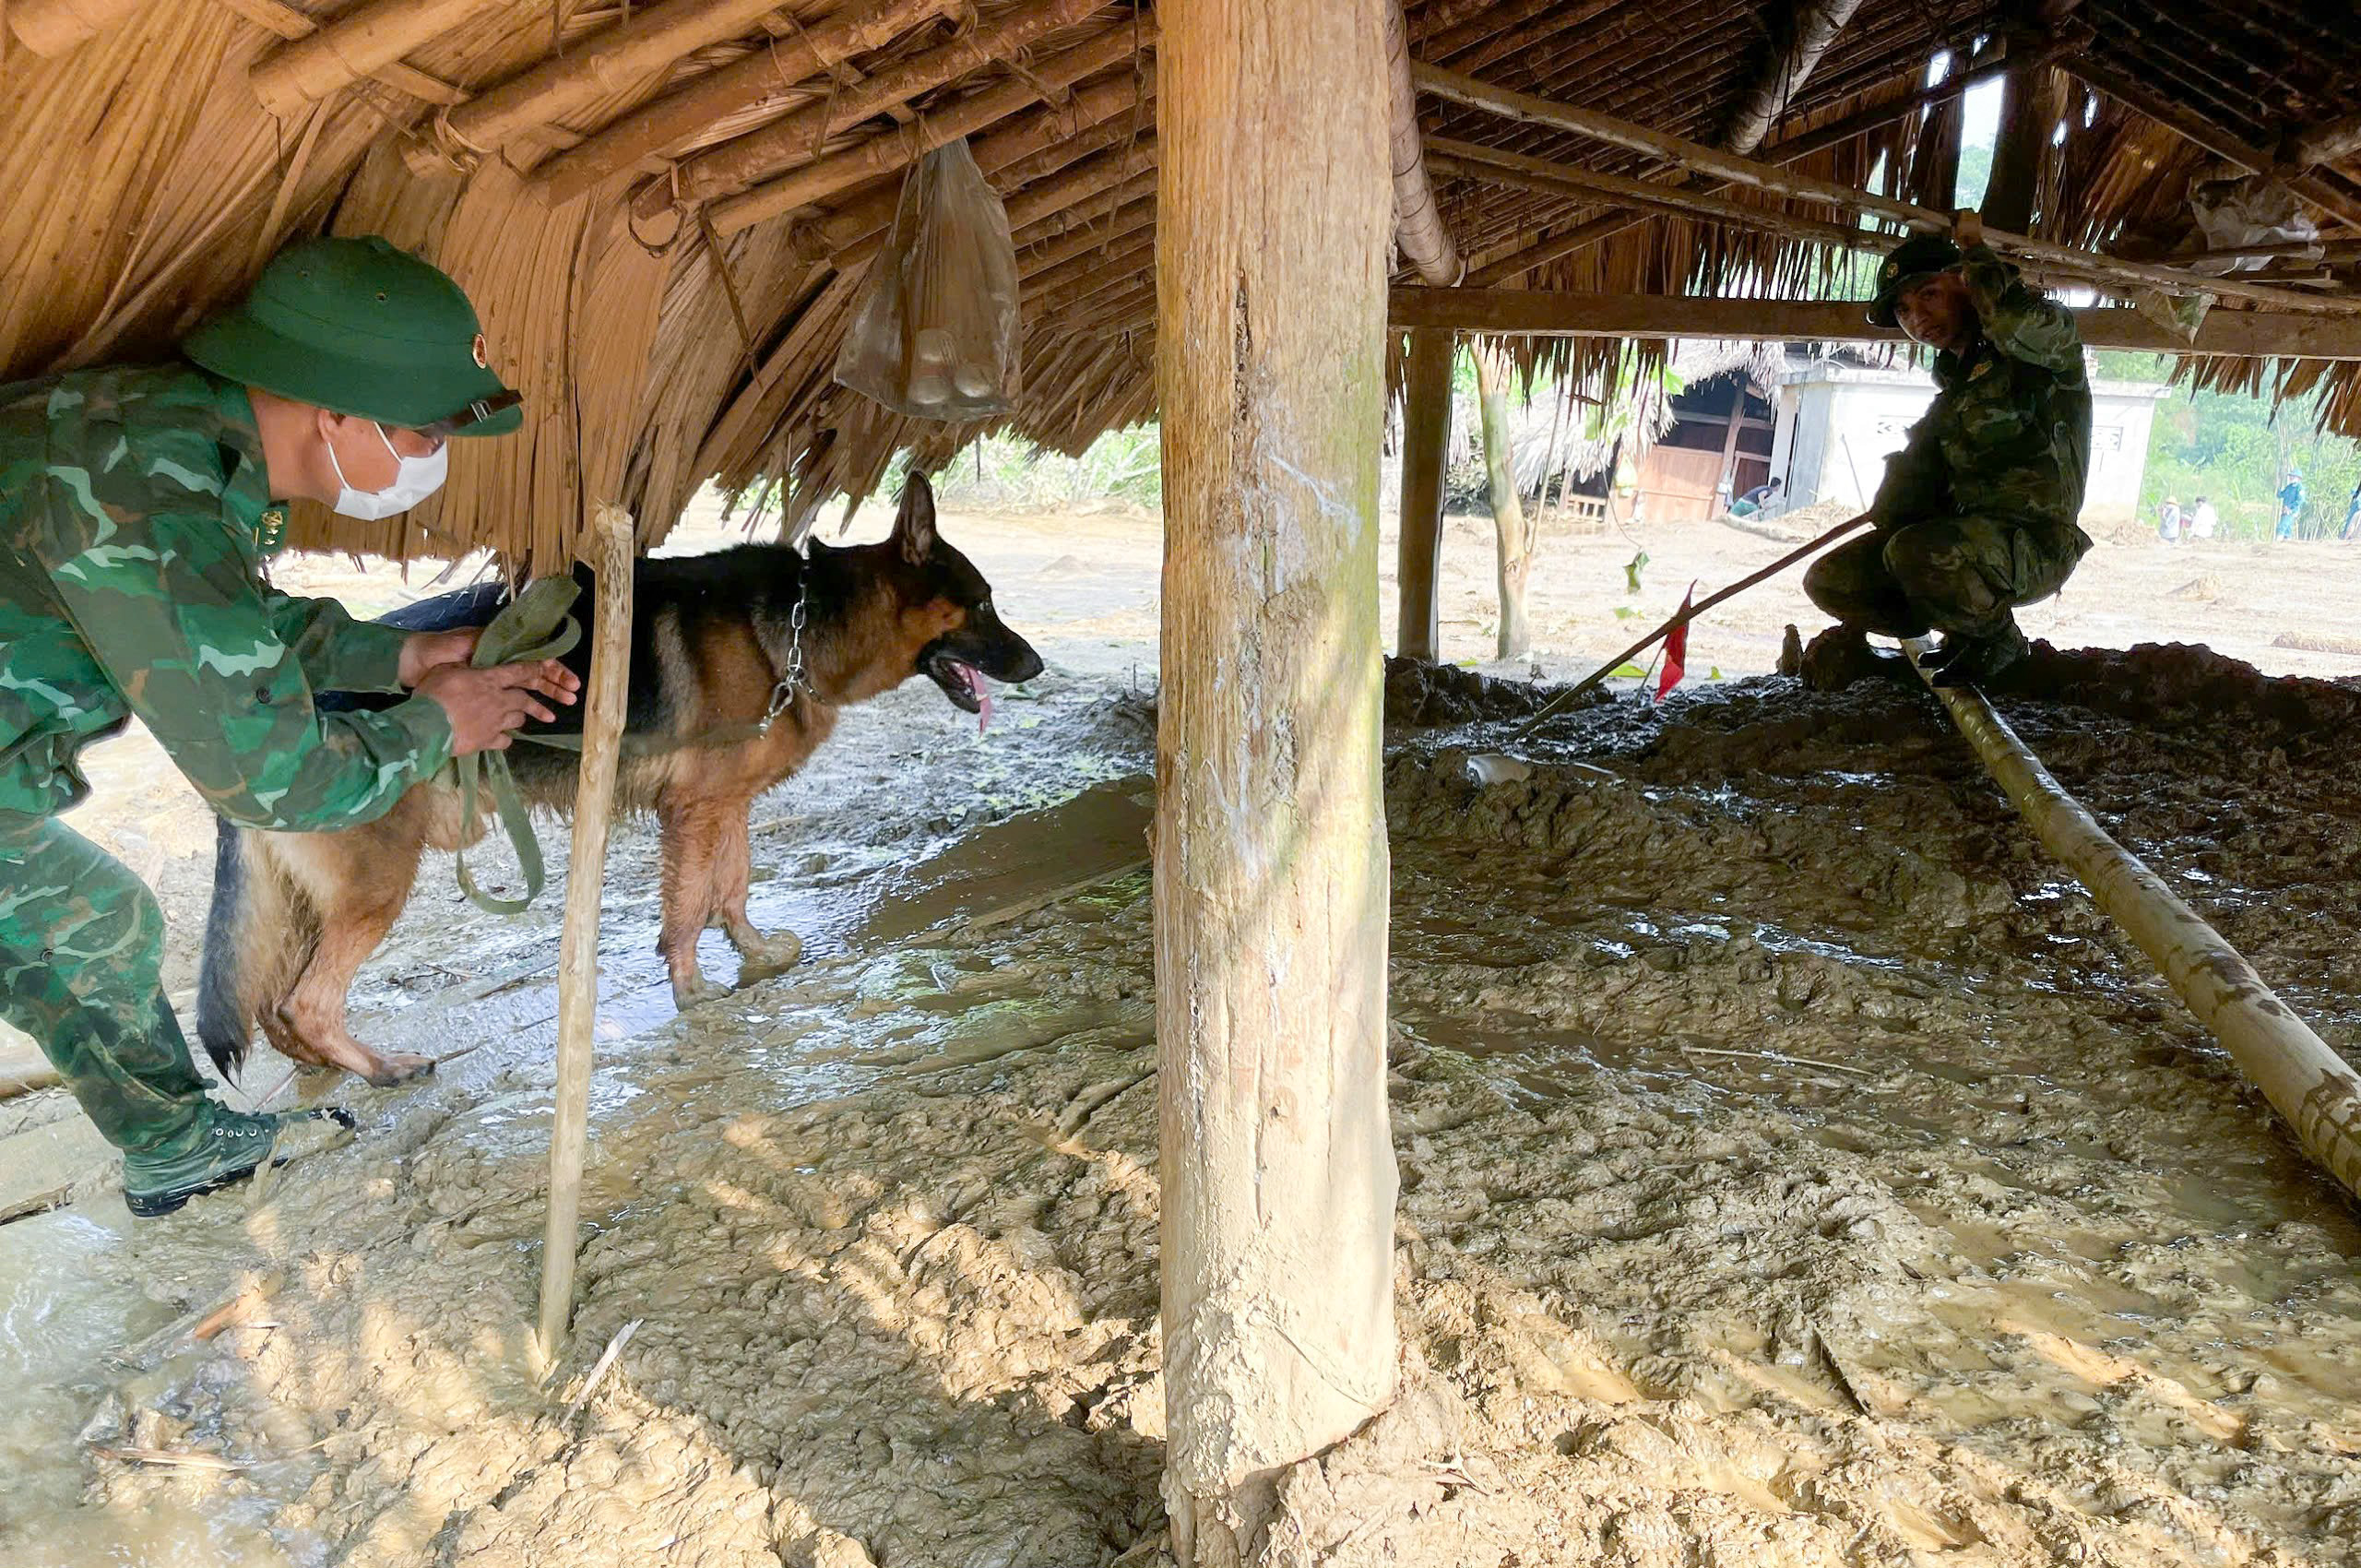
[526,0,957,209]
[1720,0,1866,155]
[535,505,635,1366]
[407,0,796,174]
[1906,644,2361,1201]
[249,0,501,118]
[638,0,1109,223]
[6,0,146,57]
[1384,0,1463,286]
[710,19,1152,236]
[1512,510,1872,739]
[1418,62,2361,315]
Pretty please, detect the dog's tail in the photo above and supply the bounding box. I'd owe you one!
[196,819,315,1082]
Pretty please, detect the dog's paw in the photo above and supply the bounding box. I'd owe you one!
[672,974,730,1011]
[733,930,804,983]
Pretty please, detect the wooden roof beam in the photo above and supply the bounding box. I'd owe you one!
[1389,288,2361,357]
[1416,61,2361,314]
[2061,53,2361,234]
[7,0,145,57]
[1385,0,1462,285]
[710,18,1152,237]
[528,0,957,209]
[2286,112,2361,172]
[635,0,1115,229]
[1721,0,1869,155]
[248,0,503,117]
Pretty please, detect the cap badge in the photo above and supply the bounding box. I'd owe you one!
[471,334,489,368]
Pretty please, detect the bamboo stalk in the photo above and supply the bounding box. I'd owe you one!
[1512,511,1873,739]
[1419,62,2361,315]
[1025,235,1154,313]
[209,0,468,105]
[527,0,957,210]
[1720,0,1866,155]
[1384,0,1462,285]
[407,0,799,175]
[248,0,502,118]
[6,0,146,57]
[535,505,635,1366]
[710,18,1151,236]
[640,0,1114,223]
[1906,644,2361,1203]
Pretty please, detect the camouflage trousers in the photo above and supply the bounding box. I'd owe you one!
[1803,514,2090,639]
[0,812,216,1157]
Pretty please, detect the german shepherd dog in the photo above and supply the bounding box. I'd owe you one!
[198,475,1042,1087]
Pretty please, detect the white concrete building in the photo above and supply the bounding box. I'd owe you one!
[1766,352,2171,526]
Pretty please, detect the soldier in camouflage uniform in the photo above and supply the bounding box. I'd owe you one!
[1803,220,2094,686]
[0,237,577,1216]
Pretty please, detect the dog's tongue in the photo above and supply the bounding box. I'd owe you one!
[972,669,994,735]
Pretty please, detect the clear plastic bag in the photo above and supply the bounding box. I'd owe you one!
[834,138,1022,420]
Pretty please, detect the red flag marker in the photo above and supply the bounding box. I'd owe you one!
[1655,583,1697,702]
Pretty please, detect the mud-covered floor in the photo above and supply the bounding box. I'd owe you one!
[6,641,2361,1568]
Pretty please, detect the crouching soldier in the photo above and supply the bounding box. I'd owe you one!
[0,237,578,1216]
[1803,215,2094,687]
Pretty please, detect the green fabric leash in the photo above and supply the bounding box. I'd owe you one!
[450,576,582,916]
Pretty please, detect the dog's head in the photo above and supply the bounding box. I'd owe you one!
[817,471,1043,717]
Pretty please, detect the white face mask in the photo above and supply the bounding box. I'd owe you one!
[326,422,447,520]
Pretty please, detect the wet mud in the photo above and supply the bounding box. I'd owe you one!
[5,640,2361,1567]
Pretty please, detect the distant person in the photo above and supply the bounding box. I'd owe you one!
[1730,477,1782,517]
[2277,469,2306,540]
[2189,494,2218,540]
[2343,480,2361,540]
[1804,217,2091,686]
[2158,496,2183,542]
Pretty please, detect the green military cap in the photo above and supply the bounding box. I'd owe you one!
[1867,232,1966,327]
[184,235,522,436]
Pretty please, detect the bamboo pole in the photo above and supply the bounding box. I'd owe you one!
[638,0,1110,225]
[535,505,635,1366]
[1384,0,1462,286]
[527,0,957,210]
[1721,0,1866,155]
[248,0,501,118]
[1157,0,1395,1555]
[404,0,801,175]
[208,0,467,105]
[1419,63,2361,315]
[1512,511,1872,739]
[1388,287,2361,357]
[5,0,146,57]
[1024,235,1155,312]
[2286,112,2361,173]
[1906,646,2361,1202]
[709,19,1152,237]
[1398,328,1453,661]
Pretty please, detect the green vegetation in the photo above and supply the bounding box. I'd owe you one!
[2093,350,2361,540]
[931,425,1164,512]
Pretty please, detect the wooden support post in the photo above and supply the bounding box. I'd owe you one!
[1909,647,2361,1203]
[248,0,501,118]
[1471,340,1531,660]
[1714,374,1750,504]
[1387,287,2361,357]
[534,505,635,1366]
[1397,328,1453,661]
[4,0,147,57]
[1156,0,1395,1558]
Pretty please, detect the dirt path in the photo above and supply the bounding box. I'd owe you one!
[2,497,2358,1566]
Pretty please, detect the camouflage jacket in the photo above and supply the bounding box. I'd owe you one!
[0,363,451,827]
[1872,246,2094,537]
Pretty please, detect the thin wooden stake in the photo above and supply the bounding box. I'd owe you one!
[1512,510,1871,738]
[1906,643,2361,1203]
[535,504,635,1366]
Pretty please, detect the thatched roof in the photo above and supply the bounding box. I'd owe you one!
[3,0,2356,568]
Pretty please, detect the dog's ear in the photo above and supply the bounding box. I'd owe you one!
[806,534,838,557]
[893,470,938,565]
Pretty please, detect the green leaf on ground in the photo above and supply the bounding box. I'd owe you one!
[1611,663,1647,679]
[1625,551,1649,593]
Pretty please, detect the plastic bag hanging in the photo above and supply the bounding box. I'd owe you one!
[834,138,1022,421]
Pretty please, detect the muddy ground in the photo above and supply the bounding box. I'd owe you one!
[2,497,2360,1567]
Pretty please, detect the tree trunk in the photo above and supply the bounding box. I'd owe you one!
[1396,328,1453,660]
[1473,341,1531,660]
[1155,0,1397,1561]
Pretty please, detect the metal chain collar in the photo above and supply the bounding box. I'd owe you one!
[762,573,811,732]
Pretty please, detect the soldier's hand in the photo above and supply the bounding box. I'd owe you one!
[397,627,484,687]
[415,660,581,755]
